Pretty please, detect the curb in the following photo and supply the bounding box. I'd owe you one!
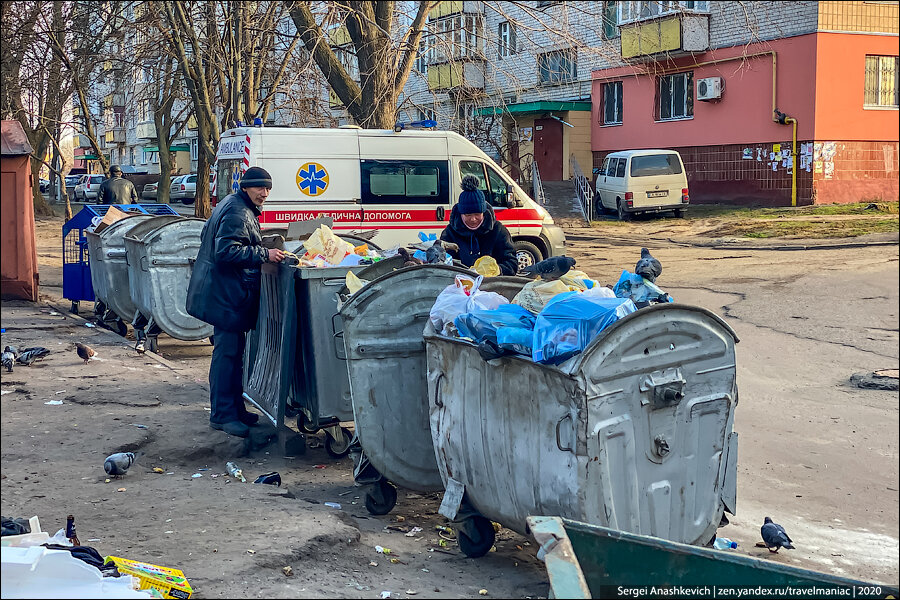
[562,231,900,251]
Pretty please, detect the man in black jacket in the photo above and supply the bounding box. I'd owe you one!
[97,165,138,204]
[440,175,518,276]
[186,167,284,438]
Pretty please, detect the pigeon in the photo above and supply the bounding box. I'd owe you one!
[397,247,424,267]
[761,516,795,553]
[521,256,577,280]
[15,347,50,366]
[635,247,662,282]
[104,452,136,478]
[425,240,449,264]
[1,349,14,373]
[75,343,96,364]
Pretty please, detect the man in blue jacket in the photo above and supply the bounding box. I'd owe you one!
[440,175,518,276]
[186,167,284,438]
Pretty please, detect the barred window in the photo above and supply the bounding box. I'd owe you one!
[657,71,693,120]
[603,81,623,124]
[538,49,576,85]
[864,55,899,107]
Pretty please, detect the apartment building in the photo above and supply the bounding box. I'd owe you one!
[589,0,899,205]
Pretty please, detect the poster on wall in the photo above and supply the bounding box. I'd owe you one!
[822,142,837,161]
[773,143,781,153]
[742,148,753,160]
[813,142,823,161]
[814,161,824,174]
[824,161,835,180]
[519,127,533,142]
[756,148,763,161]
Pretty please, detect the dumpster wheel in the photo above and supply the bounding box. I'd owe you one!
[364,479,397,515]
[457,516,496,558]
[325,427,353,459]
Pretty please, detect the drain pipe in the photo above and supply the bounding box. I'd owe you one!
[774,110,798,207]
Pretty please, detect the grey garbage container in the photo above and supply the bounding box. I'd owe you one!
[85,215,154,336]
[426,298,740,558]
[339,264,474,515]
[123,217,210,352]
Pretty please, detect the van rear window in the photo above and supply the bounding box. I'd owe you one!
[630,154,682,177]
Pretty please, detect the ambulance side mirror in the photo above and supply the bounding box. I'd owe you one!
[506,186,523,208]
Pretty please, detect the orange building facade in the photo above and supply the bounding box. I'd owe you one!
[590,1,899,206]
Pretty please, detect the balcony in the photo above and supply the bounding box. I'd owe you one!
[427,61,484,92]
[620,13,709,60]
[187,115,197,131]
[105,127,125,144]
[76,134,93,148]
[429,1,482,19]
[104,93,125,109]
[135,121,156,139]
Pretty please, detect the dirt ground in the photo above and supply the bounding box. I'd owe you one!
[2,211,898,597]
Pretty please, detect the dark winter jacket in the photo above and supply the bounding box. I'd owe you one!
[186,190,269,332]
[97,175,138,205]
[440,205,518,276]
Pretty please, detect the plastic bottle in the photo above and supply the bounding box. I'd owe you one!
[713,537,738,550]
[225,461,246,482]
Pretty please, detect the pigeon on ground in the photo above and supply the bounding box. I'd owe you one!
[1,349,15,373]
[104,452,136,478]
[761,516,795,553]
[75,343,96,364]
[635,248,663,282]
[521,256,577,280]
[15,347,50,366]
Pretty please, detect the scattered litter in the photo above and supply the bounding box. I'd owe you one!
[191,473,203,478]
[165,519,172,523]
[55,390,66,394]
[380,592,391,599]
[87,538,100,542]
[166,472,174,475]
[49,311,60,316]
[324,502,342,509]
[253,472,281,486]
[247,549,256,554]
[152,467,164,474]
[104,478,110,483]
[406,591,418,596]
[131,423,148,429]
[395,515,406,523]
[197,467,209,471]
[405,527,423,537]
[389,558,406,564]
[421,569,429,573]
[374,545,393,555]
[210,474,220,478]
[44,400,63,405]
[105,556,193,599]
[165,531,174,534]
[1,390,11,396]
[479,589,488,596]
[313,464,327,469]
[369,561,378,567]
[116,488,126,492]
[84,323,96,328]
[338,490,353,496]
[226,461,246,482]
[282,566,293,576]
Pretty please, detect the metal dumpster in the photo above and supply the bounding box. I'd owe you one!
[242,237,382,457]
[123,217,210,352]
[338,263,473,514]
[527,516,897,598]
[426,301,739,558]
[85,215,155,336]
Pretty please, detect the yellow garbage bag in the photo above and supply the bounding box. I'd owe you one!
[513,279,572,314]
[473,256,500,277]
[558,269,598,292]
[345,270,369,295]
[303,225,355,265]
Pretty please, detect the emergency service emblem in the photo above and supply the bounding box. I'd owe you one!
[296,162,329,196]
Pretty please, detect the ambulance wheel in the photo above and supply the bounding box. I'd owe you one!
[514,241,542,274]
[365,479,397,515]
[457,516,495,558]
[325,427,353,458]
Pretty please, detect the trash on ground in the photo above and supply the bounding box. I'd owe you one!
[405,527,423,537]
[282,566,293,576]
[225,461,246,483]
[253,472,281,486]
[313,464,327,469]
[191,474,203,478]
[324,502,342,509]
[104,556,193,599]
[374,545,393,555]
[44,400,64,405]
[713,537,738,550]
[85,322,96,328]
[152,467,164,474]
[479,589,488,596]
[380,592,391,599]
[116,488,126,492]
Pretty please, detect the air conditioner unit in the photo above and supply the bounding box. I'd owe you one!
[697,77,723,101]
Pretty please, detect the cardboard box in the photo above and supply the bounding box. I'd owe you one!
[104,556,193,599]
[92,206,133,234]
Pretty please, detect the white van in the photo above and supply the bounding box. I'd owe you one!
[213,126,566,268]
[593,149,689,220]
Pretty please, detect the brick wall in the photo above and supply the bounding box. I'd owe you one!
[710,1,819,48]
[813,141,900,204]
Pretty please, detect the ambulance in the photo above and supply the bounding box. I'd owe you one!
[212,126,566,269]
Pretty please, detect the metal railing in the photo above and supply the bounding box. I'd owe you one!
[570,154,593,225]
[531,157,547,206]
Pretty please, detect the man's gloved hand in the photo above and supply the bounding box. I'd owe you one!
[267,248,286,263]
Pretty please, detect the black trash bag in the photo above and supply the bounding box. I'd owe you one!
[1,516,31,536]
[42,544,121,577]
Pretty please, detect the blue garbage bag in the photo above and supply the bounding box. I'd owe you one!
[613,270,674,305]
[454,304,536,356]
[532,292,636,365]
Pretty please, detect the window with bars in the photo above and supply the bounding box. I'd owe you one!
[431,15,483,63]
[657,71,693,120]
[498,21,516,58]
[538,49,576,85]
[415,38,431,74]
[603,1,620,39]
[864,55,899,107]
[603,81,623,124]
[619,0,709,24]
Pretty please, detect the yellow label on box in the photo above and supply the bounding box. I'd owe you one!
[104,556,192,599]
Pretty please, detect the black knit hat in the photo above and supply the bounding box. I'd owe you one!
[240,166,272,189]
[457,175,485,214]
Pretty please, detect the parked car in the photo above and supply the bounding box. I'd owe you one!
[64,175,81,199]
[594,149,689,220]
[73,174,106,202]
[142,181,159,201]
[39,178,50,193]
[169,175,193,205]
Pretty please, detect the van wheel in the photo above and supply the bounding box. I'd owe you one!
[514,241,543,274]
[617,200,631,222]
[674,209,685,218]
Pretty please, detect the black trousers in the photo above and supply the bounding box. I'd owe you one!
[209,327,247,424]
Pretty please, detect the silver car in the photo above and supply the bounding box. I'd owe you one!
[142,181,159,201]
[170,174,195,205]
[74,174,105,202]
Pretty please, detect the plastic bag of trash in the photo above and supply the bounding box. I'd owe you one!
[557,270,598,292]
[532,293,636,365]
[473,256,500,277]
[429,275,508,336]
[454,304,536,349]
[613,269,674,306]
[513,280,572,314]
[303,225,355,265]
[345,271,369,295]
